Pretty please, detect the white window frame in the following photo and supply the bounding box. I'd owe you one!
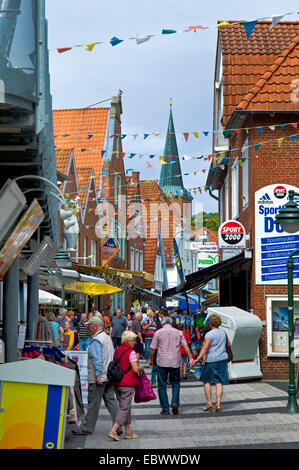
[83,236,87,262]
[231,158,239,220]
[139,250,143,271]
[135,249,140,271]
[130,247,134,270]
[224,176,229,221]
[242,139,249,210]
[90,240,96,266]
[266,295,299,357]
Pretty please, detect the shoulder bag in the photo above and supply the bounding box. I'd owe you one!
[225,333,233,363]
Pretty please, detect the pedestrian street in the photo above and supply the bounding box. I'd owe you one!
[65,360,299,450]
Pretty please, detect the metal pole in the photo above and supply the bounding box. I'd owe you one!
[3,256,19,362]
[26,271,39,340]
[61,274,65,309]
[286,248,299,413]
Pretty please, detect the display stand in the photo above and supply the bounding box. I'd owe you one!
[0,358,75,449]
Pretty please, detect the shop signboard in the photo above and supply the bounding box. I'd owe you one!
[255,184,299,285]
[0,199,44,279]
[191,241,218,252]
[218,220,246,249]
[198,252,219,269]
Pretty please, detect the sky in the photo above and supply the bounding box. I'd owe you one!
[46,0,299,214]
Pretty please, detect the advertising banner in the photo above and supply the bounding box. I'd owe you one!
[255,184,299,285]
[64,350,88,404]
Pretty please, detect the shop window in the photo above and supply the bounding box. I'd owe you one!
[266,296,299,356]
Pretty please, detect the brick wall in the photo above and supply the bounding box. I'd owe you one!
[219,112,299,379]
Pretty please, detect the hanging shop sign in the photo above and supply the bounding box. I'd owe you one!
[218,220,246,249]
[198,252,219,269]
[255,184,299,285]
[101,237,120,267]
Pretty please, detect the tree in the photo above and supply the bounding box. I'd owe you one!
[191,212,218,231]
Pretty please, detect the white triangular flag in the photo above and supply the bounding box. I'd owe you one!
[269,125,276,131]
[132,134,139,140]
[183,154,191,160]
[135,34,151,45]
[270,15,284,29]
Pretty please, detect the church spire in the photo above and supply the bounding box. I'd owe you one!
[159,102,191,199]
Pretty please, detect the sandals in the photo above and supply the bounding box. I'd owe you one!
[107,431,120,441]
[215,406,221,413]
[72,429,92,436]
[202,404,213,411]
[125,433,139,439]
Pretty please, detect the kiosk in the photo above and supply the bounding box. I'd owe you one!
[0,358,75,449]
[207,306,263,381]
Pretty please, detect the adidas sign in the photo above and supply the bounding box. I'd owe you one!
[258,193,273,204]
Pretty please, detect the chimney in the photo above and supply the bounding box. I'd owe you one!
[110,90,123,119]
[132,171,139,184]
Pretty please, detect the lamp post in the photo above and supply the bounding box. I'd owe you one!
[275,189,299,414]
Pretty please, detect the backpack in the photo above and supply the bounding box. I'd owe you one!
[107,347,132,383]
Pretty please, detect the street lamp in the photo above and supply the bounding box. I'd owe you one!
[275,189,299,414]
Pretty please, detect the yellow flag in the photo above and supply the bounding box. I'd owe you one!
[153,132,160,136]
[217,21,230,27]
[159,155,167,165]
[278,137,284,147]
[85,42,97,51]
[193,132,199,139]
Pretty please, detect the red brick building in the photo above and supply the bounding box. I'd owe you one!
[207,21,299,379]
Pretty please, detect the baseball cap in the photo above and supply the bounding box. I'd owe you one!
[85,316,101,326]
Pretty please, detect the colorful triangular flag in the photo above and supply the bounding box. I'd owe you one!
[270,15,284,29]
[57,47,72,54]
[110,36,123,47]
[242,20,257,39]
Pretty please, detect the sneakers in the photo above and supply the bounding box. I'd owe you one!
[160,411,170,415]
[171,404,179,415]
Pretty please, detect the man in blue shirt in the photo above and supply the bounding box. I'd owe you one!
[72,316,121,436]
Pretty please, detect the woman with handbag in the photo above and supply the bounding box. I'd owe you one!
[192,314,231,413]
[107,330,144,441]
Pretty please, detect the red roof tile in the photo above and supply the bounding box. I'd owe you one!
[55,148,72,174]
[218,21,299,125]
[238,35,299,111]
[53,108,109,187]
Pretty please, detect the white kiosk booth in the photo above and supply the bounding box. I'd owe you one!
[207,306,263,381]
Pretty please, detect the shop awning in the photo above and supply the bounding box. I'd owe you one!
[202,293,219,307]
[162,251,252,298]
[64,281,122,297]
[38,290,64,305]
[71,262,154,282]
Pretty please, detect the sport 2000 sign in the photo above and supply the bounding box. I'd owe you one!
[218,220,246,249]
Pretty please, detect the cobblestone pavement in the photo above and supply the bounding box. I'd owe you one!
[65,360,299,450]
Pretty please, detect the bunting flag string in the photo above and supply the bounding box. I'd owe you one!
[56,132,297,164]
[53,120,299,141]
[16,10,298,59]
[59,130,296,204]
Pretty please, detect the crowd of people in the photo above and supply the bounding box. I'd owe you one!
[37,303,230,441]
